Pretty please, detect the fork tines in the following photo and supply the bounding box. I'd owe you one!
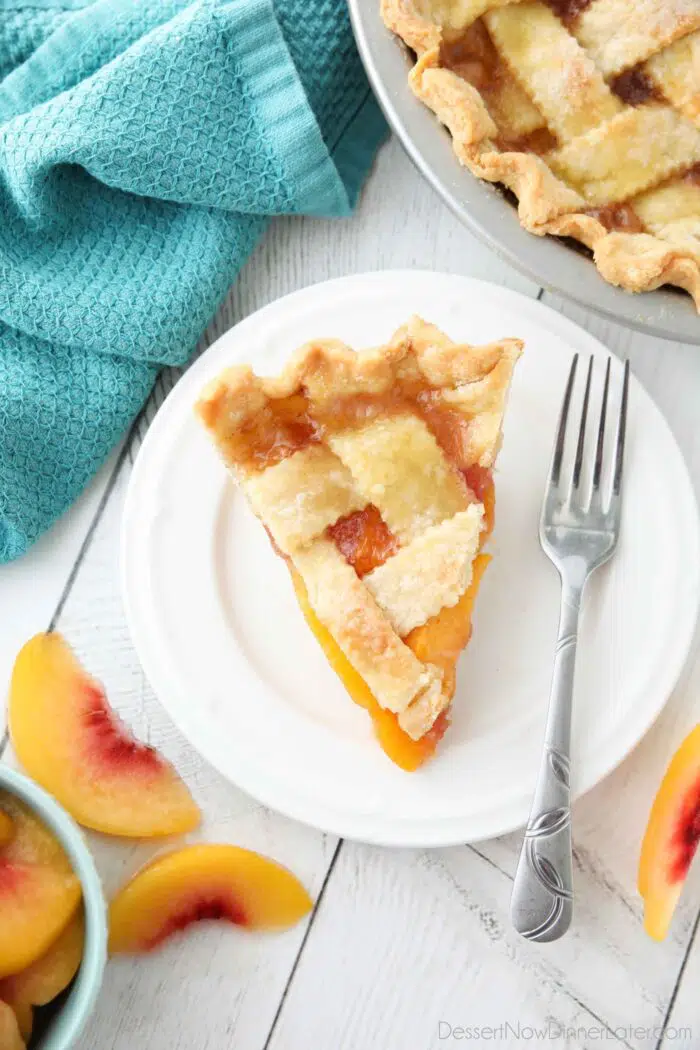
[549,353,630,513]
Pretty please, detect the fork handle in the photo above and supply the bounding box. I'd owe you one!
[510,580,582,942]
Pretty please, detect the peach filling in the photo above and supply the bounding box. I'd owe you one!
[225,381,485,473]
[220,394,320,472]
[685,164,700,188]
[585,203,645,233]
[327,505,398,576]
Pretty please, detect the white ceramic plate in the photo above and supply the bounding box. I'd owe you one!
[122,272,700,847]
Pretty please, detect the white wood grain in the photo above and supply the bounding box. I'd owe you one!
[3,136,700,1050]
[265,842,658,1050]
[655,901,700,1049]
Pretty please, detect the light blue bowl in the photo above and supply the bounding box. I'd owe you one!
[0,764,107,1049]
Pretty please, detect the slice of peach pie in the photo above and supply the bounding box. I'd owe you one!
[196,318,521,770]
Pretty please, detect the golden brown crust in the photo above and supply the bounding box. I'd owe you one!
[382,0,700,311]
[381,0,442,52]
[364,504,484,635]
[197,318,522,430]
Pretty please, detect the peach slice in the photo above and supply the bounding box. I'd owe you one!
[0,791,81,979]
[9,633,200,837]
[109,845,313,953]
[6,998,30,1045]
[0,811,13,849]
[639,724,700,940]
[0,912,85,1040]
[0,1000,24,1050]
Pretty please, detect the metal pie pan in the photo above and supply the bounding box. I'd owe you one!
[348,0,700,345]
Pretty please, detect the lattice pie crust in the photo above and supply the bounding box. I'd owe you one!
[196,318,521,741]
[382,0,700,309]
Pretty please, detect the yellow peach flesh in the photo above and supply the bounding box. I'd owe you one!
[0,792,81,979]
[9,633,200,837]
[0,999,24,1050]
[109,845,312,954]
[639,724,700,940]
[0,812,13,849]
[0,912,85,1039]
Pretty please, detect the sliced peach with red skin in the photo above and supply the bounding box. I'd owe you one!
[9,633,200,837]
[0,811,13,849]
[109,845,313,954]
[639,724,700,940]
[0,912,85,1040]
[0,1000,24,1050]
[0,792,81,979]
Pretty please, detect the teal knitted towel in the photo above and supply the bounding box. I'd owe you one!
[0,0,386,563]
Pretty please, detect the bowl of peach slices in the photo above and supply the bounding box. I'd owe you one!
[1,632,313,1049]
[0,764,106,1050]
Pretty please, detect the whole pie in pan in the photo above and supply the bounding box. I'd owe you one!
[382,0,700,310]
[196,318,521,770]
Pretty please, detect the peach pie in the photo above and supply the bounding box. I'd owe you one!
[382,0,700,308]
[196,318,521,770]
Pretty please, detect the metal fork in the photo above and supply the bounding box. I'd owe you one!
[510,353,630,943]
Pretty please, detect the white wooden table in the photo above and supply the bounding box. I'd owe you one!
[2,138,700,1050]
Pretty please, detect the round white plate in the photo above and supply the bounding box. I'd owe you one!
[122,272,700,847]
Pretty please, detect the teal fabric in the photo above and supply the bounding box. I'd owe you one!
[0,0,386,562]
